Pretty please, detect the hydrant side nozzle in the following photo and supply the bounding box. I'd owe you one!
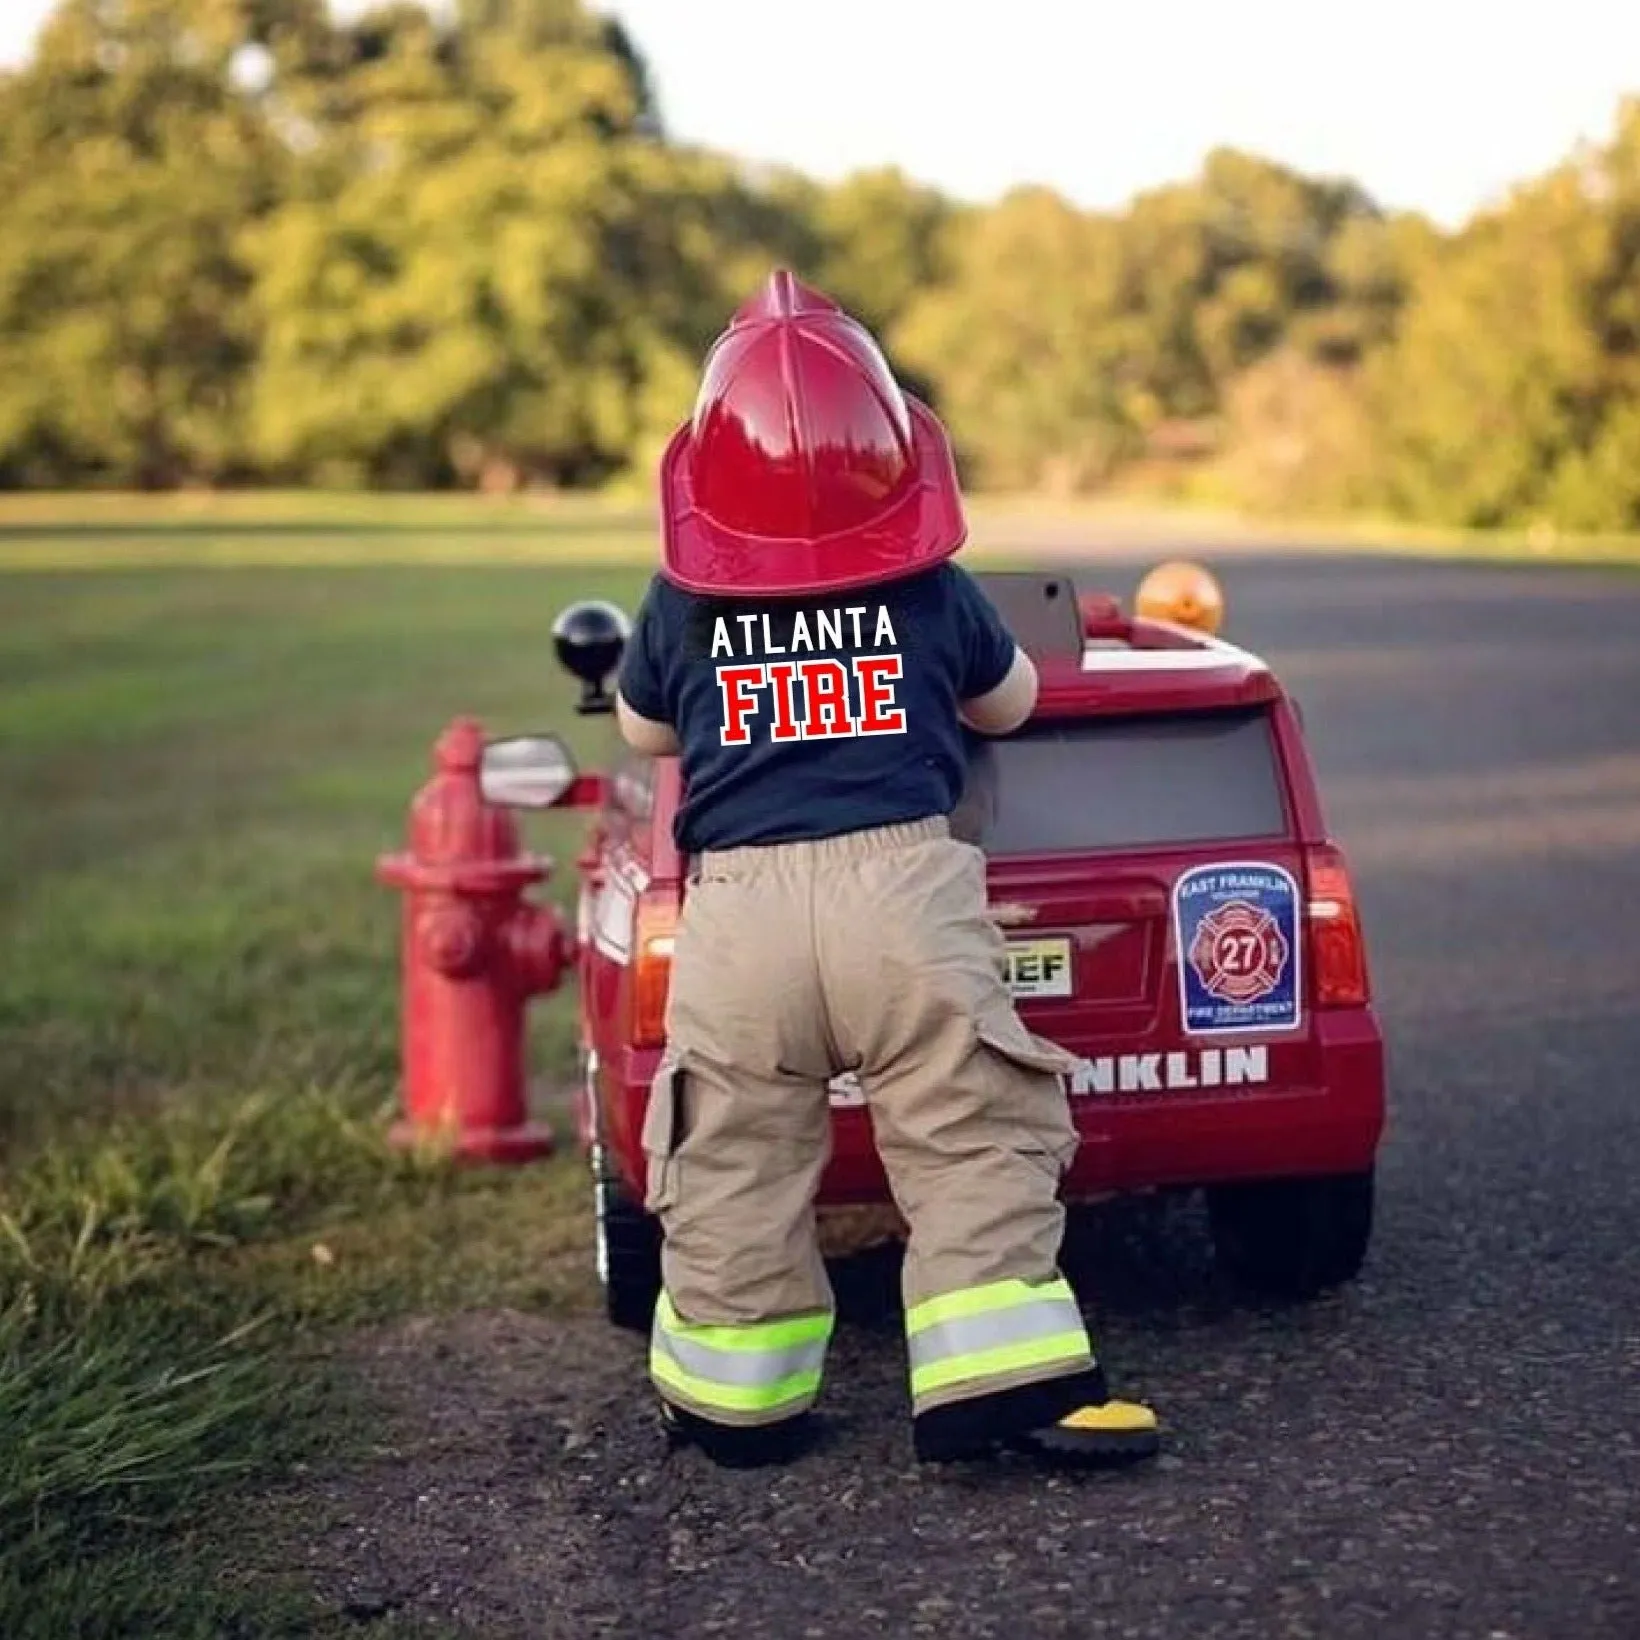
[503,901,573,998]
[418,904,487,979]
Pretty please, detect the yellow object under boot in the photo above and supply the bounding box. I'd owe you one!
[1011,1399,1162,1466]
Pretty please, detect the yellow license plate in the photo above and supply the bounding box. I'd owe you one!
[1005,937,1074,999]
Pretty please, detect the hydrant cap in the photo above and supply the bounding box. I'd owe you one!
[434,717,486,774]
[408,715,524,866]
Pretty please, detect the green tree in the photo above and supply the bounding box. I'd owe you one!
[2,0,1637,529]
[894,187,1138,490]
[242,0,645,486]
[1123,148,1384,401]
[1359,145,1613,526]
[809,167,954,346]
[891,148,1397,495]
[0,0,319,487]
[243,0,799,488]
[1540,97,1640,529]
[1213,347,1377,515]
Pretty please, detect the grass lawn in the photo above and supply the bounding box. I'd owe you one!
[0,510,668,1635]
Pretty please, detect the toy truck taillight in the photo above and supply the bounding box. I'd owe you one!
[1305,844,1371,1008]
[630,888,680,1048]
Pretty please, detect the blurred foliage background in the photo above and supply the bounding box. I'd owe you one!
[2,0,1639,531]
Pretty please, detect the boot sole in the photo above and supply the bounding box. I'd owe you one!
[1007,1426,1162,1468]
[659,1404,817,1469]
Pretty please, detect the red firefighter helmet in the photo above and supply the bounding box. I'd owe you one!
[659,269,967,597]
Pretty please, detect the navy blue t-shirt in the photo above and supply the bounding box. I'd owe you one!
[616,563,1019,854]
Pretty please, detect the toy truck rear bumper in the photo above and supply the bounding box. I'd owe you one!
[596,1011,1386,1208]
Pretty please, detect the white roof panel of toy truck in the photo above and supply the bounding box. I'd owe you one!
[973,568,1278,713]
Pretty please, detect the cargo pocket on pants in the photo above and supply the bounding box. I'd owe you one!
[641,1057,688,1215]
[973,1002,1081,1176]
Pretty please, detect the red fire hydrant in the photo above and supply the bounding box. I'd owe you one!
[375,717,570,1163]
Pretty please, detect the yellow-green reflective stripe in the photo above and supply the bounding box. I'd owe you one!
[650,1349,822,1415]
[905,1276,1076,1336]
[651,1293,833,1414]
[657,1291,831,1354]
[652,1320,829,1393]
[910,1331,1093,1400]
[907,1292,1088,1377]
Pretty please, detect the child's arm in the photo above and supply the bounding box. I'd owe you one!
[614,575,681,755]
[951,566,1038,735]
[960,646,1038,735]
[617,693,682,755]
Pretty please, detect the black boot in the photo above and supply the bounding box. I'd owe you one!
[659,1400,817,1469]
[914,1366,1160,1468]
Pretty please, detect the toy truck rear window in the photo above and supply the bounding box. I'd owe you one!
[955,706,1289,854]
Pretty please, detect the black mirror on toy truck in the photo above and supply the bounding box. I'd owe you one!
[552,600,631,716]
[479,734,578,809]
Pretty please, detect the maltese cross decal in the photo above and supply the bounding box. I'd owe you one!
[1187,899,1291,1005]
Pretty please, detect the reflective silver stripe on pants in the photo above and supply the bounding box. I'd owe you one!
[907,1292,1087,1375]
[652,1326,829,1391]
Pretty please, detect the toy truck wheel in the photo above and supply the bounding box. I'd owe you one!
[592,1144,662,1334]
[1207,1169,1374,1300]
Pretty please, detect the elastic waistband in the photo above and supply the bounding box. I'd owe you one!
[699,816,949,872]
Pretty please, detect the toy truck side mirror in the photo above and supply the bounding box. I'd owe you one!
[552,600,631,717]
[479,733,579,809]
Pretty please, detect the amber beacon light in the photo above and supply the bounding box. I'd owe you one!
[1134,560,1226,635]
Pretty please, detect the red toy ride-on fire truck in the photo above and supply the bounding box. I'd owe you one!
[473,564,1387,1332]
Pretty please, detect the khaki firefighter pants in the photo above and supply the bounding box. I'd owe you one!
[642,817,1108,1440]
